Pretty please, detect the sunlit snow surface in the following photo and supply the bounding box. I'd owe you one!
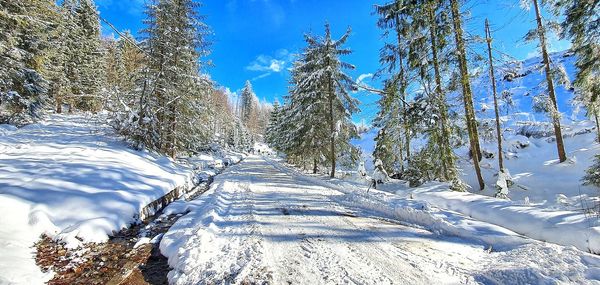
[0,114,242,284]
[160,156,600,284]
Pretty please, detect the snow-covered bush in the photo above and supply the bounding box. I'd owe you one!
[583,155,600,188]
[0,69,49,126]
[403,150,435,187]
[495,170,513,199]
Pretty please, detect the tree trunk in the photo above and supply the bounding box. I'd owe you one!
[168,103,177,159]
[594,108,600,143]
[393,11,411,164]
[313,157,318,174]
[485,19,504,171]
[329,88,336,178]
[532,0,567,163]
[450,0,485,190]
[428,5,452,181]
[55,90,62,114]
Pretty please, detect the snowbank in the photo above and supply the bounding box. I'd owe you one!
[0,114,195,284]
[409,183,600,254]
[160,162,262,284]
[0,195,54,284]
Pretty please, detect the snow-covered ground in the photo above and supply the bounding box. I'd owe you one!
[0,114,242,285]
[160,156,600,284]
[349,127,600,255]
[353,51,599,209]
[348,50,600,256]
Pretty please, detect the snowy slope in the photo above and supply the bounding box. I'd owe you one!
[472,50,581,124]
[352,50,599,206]
[0,114,196,284]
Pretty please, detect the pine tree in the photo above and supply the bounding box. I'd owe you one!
[553,0,599,143]
[374,0,464,189]
[583,155,600,188]
[484,19,505,172]
[301,23,359,177]
[373,0,413,174]
[141,0,211,157]
[0,0,56,124]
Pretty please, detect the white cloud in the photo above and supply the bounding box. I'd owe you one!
[354,73,374,93]
[246,49,294,73]
[251,72,272,81]
[356,73,373,85]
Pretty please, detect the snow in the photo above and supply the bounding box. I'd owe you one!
[0,114,235,284]
[0,195,54,284]
[347,50,600,256]
[160,156,600,284]
[406,182,600,254]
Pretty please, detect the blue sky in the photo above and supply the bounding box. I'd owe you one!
[96,0,570,124]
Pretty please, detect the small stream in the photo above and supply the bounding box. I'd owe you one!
[37,175,218,285]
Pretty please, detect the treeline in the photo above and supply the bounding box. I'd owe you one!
[0,0,270,157]
[266,0,599,190]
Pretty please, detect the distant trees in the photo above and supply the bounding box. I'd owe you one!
[0,0,257,157]
[241,81,256,127]
[238,80,271,142]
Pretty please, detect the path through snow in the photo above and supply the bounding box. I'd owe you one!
[160,156,600,284]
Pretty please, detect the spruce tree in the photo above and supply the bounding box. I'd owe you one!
[0,0,55,124]
[373,80,403,174]
[265,101,281,148]
[553,0,599,143]
[301,23,359,177]
[284,54,331,173]
[60,0,105,112]
[142,0,211,157]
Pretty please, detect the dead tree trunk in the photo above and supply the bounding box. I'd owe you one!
[485,19,504,171]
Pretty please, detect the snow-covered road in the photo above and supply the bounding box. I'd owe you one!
[160,156,600,284]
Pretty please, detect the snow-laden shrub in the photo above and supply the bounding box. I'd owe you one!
[403,150,435,187]
[583,155,600,188]
[109,107,159,151]
[0,68,48,126]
